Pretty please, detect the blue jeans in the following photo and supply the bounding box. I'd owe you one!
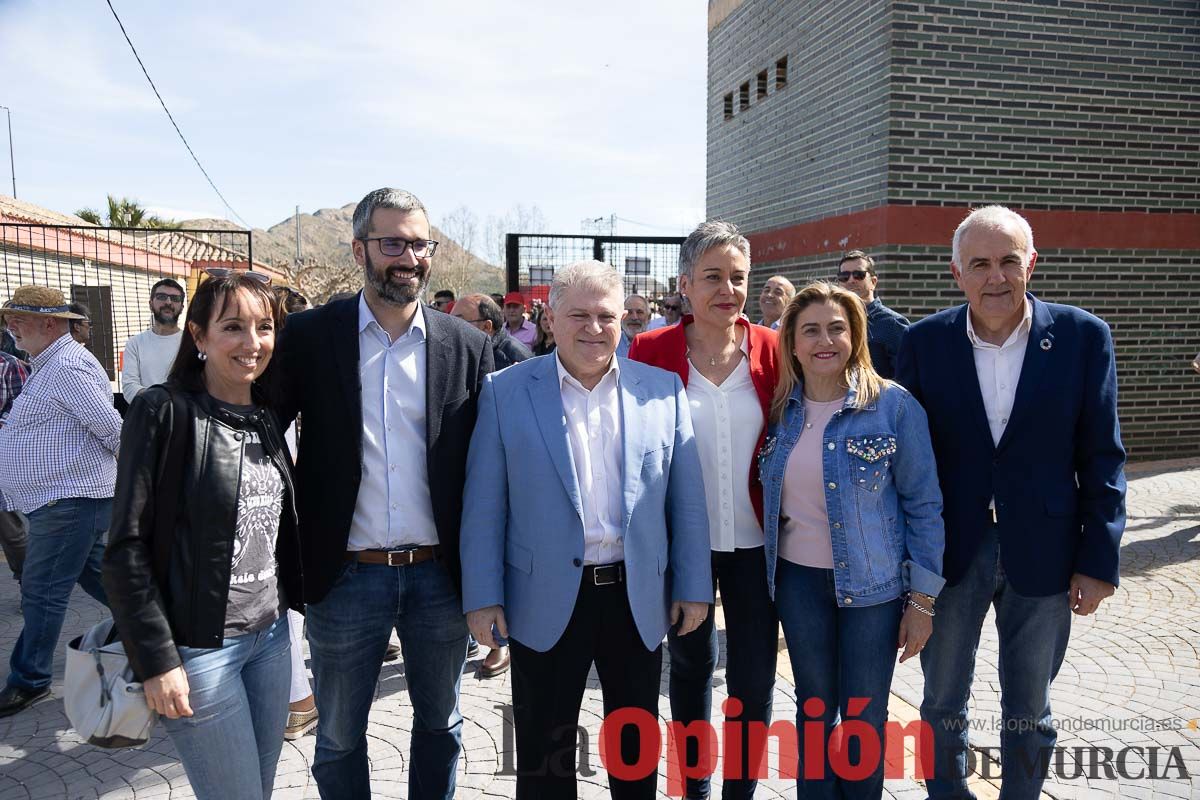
[775,560,902,800]
[306,558,469,800]
[7,497,109,691]
[162,616,291,800]
[919,526,1071,800]
[668,546,778,799]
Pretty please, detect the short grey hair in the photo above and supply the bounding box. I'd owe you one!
[548,261,624,310]
[679,220,751,279]
[624,294,649,308]
[352,188,427,240]
[951,205,1035,267]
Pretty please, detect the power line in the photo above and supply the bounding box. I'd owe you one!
[614,215,684,233]
[104,0,250,228]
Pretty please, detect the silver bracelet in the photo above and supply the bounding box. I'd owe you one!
[905,596,935,617]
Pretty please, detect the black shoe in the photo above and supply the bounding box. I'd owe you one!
[383,642,401,662]
[0,685,50,718]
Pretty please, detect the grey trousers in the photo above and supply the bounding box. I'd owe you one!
[0,509,27,580]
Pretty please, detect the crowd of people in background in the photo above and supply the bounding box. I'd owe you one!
[0,188,1130,800]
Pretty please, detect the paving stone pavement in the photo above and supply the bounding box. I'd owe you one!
[1,460,1198,799]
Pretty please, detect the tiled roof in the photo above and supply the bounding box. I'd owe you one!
[0,194,97,226]
[0,194,278,276]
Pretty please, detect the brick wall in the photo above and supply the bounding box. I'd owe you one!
[707,0,893,230]
[713,0,1200,461]
[889,1,1199,211]
[747,246,1200,462]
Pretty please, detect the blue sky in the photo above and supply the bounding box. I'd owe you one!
[0,0,707,242]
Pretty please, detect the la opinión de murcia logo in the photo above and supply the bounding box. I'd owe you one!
[494,699,1194,794]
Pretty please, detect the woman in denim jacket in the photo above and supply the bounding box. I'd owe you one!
[758,281,945,799]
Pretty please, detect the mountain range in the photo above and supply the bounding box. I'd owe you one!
[181,203,503,301]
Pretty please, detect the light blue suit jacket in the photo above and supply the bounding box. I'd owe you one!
[460,354,713,652]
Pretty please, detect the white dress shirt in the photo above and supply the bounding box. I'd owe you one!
[966,297,1032,446]
[686,337,764,552]
[557,353,624,565]
[347,295,439,550]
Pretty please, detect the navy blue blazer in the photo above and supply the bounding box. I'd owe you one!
[895,294,1126,596]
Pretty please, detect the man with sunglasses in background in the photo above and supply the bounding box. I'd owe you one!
[431,288,455,313]
[120,278,185,403]
[277,187,493,799]
[646,292,684,330]
[836,250,909,379]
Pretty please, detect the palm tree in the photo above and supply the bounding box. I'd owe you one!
[74,195,176,228]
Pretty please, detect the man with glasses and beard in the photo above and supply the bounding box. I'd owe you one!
[835,250,909,379]
[276,188,493,799]
[120,278,185,403]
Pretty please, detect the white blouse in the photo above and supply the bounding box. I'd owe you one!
[686,339,765,552]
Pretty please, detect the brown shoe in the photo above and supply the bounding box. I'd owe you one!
[480,646,510,678]
[283,706,318,740]
[383,642,401,662]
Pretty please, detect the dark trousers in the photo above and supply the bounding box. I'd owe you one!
[0,510,26,580]
[511,578,662,800]
[668,547,778,799]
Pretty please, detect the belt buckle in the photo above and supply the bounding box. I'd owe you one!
[387,550,416,567]
[593,564,621,586]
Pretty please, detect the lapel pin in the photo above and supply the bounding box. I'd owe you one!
[1040,338,1052,351]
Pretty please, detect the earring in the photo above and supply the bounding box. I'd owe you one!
[197,351,207,361]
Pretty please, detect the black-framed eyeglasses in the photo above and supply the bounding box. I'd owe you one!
[836,270,870,282]
[662,304,682,311]
[359,237,439,258]
[205,267,273,285]
[153,292,184,303]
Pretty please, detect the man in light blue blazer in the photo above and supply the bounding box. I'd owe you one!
[461,261,713,800]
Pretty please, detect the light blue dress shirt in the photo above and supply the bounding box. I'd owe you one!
[347,295,439,550]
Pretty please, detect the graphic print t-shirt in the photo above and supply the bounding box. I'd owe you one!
[219,407,286,637]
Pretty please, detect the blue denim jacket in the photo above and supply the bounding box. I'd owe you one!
[759,376,946,606]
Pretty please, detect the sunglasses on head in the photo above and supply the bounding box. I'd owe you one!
[836,270,870,282]
[205,267,273,285]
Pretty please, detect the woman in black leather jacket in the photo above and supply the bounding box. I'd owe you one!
[102,271,302,800]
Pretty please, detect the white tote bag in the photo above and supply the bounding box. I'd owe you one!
[64,618,157,748]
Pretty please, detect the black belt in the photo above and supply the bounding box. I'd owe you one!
[583,563,625,586]
[346,546,440,567]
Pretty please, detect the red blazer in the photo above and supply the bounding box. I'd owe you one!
[627,315,780,528]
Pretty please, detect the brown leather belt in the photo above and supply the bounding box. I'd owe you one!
[346,546,440,567]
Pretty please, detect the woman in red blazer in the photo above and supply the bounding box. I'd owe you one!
[628,220,779,800]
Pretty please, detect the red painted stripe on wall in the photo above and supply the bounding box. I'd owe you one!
[749,206,1200,264]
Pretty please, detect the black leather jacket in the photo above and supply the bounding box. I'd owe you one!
[102,386,303,681]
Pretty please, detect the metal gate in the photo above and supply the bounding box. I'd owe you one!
[0,223,259,390]
[505,233,685,305]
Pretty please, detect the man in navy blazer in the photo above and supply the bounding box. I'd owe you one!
[460,261,713,800]
[896,206,1126,800]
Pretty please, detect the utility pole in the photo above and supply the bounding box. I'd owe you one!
[294,204,301,263]
[0,106,15,198]
[581,214,617,237]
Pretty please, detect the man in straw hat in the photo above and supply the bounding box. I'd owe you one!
[0,285,121,717]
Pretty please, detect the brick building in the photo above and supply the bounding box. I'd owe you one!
[707,0,1199,460]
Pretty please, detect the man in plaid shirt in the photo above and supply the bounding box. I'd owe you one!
[0,349,29,585]
[0,286,121,717]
